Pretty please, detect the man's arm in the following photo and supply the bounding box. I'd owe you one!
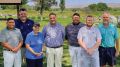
[12,40,23,53]
[1,42,13,51]
[115,39,119,57]
[78,38,87,51]
[87,39,101,55]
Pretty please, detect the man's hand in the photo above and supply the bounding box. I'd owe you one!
[12,47,19,53]
[115,51,119,57]
[86,48,95,55]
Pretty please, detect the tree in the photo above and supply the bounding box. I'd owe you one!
[88,3,109,11]
[88,4,97,11]
[21,0,28,5]
[59,0,65,13]
[97,3,108,11]
[33,0,57,21]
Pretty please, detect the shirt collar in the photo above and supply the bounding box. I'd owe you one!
[102,23,113,28]
[48,22,59,27]
[31,31,40,36]
[85,26,94,30]
[6,27,16,31]
[18,18,29,23]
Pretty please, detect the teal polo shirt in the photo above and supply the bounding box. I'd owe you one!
[98,23,119,47]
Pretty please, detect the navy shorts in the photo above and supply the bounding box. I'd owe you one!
[99,46,116,66]
[26,58,43,67]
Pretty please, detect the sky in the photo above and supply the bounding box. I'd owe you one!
[65,0,120,8]
[28,0,120,8]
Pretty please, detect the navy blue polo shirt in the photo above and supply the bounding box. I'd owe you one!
[15,19,34,47]
[65,22,85,47]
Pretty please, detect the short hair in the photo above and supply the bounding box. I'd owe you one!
[19,8,27,12]
[33,23,40,27]
[86,15,93,18]
[49,12,56,16]
[7,18,14,22]
[86,15,94,20]
[72,13,80,17]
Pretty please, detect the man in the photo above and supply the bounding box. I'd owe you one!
[77,15,101,67]
[0,18,23,67]
[15,8,34,62]
[42,13,65,67]
[65,13,85,67]
[98,12,119,67]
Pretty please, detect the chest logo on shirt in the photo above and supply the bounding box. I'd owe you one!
[47,28,57,38]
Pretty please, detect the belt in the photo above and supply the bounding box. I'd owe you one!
[48,45,62,48]
[3,49,12,51]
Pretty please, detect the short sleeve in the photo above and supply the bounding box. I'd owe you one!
[25,34,31,45]
[42,26,47,38]
[0,30,7,42]
[62,26,65,39]
[77,28,83,39]
[18,29,23,41]
[96,28,102,40]
[114,27,119,39]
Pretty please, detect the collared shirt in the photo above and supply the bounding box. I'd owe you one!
[15,19,34,47]
[77,26,101,49]
[66,22,85,47]
[98,23,119,47]
[0,28,23,49]
[42,23,65,48]
[25,31,44,59]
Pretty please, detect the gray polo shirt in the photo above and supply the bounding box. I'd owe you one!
[77,26,101,50]
[0,28,23,49]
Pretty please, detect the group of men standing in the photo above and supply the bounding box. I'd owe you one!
[0,8,119,67]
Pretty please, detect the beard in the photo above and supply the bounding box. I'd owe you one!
[86,24,93,27]
[103,21,109,24]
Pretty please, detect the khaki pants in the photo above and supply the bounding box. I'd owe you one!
[46,47,63,67]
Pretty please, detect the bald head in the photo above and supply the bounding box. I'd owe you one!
[102,12,110,22]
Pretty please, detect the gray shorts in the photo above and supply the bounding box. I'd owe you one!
[81,49,100,67]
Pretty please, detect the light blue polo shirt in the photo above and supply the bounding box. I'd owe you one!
[77,26,101,49]
[98,23,119,47]
[25,31,44,59]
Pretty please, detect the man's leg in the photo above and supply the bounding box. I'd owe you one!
[21,47,26,63]
[107,47,116,67]
[69,46,77,67]
[91,51,100,67]
[14,50,21,67]
[99,47,107,67]
[81,50,90,67]
[77,47,82,67]
[55,47,63,67]
[46,47,54,67]
[3,51,14,67]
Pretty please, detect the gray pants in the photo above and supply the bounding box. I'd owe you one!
[69,46,82,67]
[81,49,100,67]
[3,50,21,67]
